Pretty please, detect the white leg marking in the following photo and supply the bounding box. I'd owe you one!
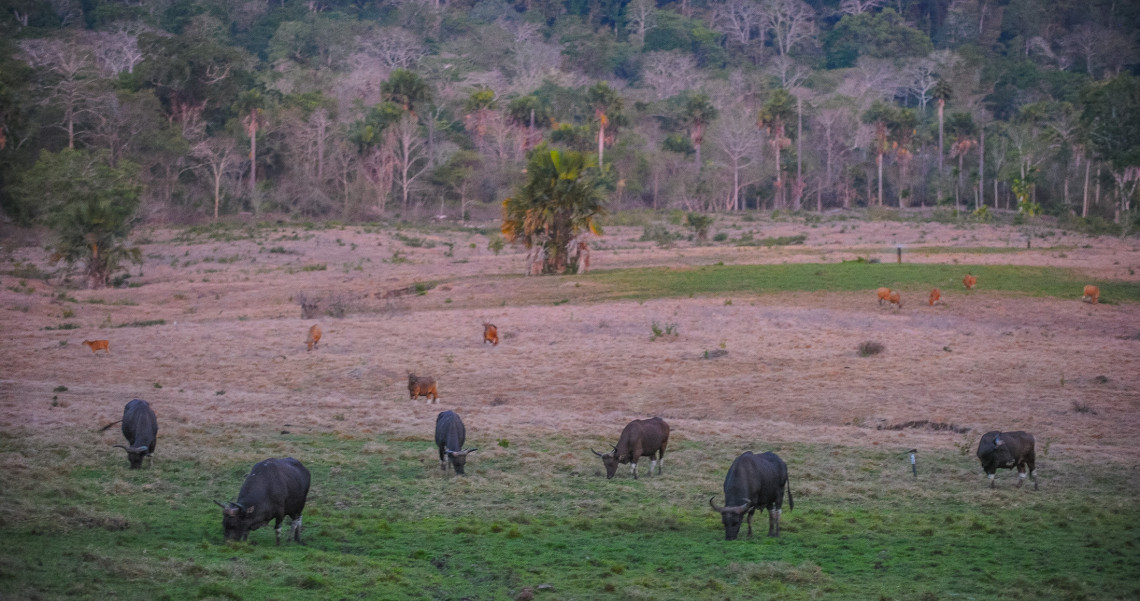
[988,474,995,479]
[1018,472,1027,479]
[649,460,656,474]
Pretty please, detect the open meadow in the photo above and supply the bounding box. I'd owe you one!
[2,213,1140,601]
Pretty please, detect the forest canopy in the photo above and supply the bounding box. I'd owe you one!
[1,0,1138,226]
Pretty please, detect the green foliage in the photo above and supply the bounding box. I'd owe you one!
[684,212,714,240]
[501,145,607,274]
[1082,74,1140,171]
[824,9,933,68]
[381,69,432,115]
[13,149,143,289]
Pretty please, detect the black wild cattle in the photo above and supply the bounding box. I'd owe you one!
[215,457,311,544]
[977,430,1038,490]
[592,417,670,479]
[709,451,793,540]
[114,399,157,469]
[435,410,476,475]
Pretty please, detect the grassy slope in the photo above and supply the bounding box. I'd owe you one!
[2,429,1138,601]
[579,263,1140,304]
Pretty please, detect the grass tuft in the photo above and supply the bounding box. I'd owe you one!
[857,341,885,357]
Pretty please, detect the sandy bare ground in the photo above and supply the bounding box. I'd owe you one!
[2,217,1139,466]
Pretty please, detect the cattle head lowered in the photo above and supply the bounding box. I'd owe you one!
[591,417,670,479]
[112,399,157,469]
[710,451,793,540]
[215,457,311,545]
[977,430,1038,490]
[435,410,477,475]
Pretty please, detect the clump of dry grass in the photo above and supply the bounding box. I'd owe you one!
[857,341,884,357]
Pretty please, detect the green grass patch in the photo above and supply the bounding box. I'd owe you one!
[41,323,80,330]
[577,263,1140,302]
[1,430,1137,601]
[113,319,166,328]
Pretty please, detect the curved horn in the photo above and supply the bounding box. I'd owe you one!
[214,500,228,509]
[709,496,725,513]
[463,448,478,454]
[591,448,605,457]
[611,444,618,453]
[113,444,128,451]
[445,448,455,456]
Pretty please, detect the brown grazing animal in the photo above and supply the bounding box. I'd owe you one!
[306,324,322,351]
[1082,285,1100,305]
[592,417,670,479]
[963,274,977,290]
[408,373,438,403]
[876,287,892,305]
[928,288,941,306]
[83,340,110,354]
[888,290,902,309]
[483,323,499,346]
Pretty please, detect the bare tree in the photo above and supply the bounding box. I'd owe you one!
[711,0,763,47]
[1062,24,1102,77]
[712,108,764,211]
[626,0,658,46]
[390,114,430,214]
[84,27,147,76]
[20,38,101,149]
[769,55,810,89]
[760,0,816,57]
[357,27,427,70]
[641,52,705,100]
[837,58,903,108]
[905,58,938,113]
[839,0,886,15]
[813,105,857,209]
[191,137,243,220]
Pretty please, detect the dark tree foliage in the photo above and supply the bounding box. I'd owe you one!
[823,9,933,69]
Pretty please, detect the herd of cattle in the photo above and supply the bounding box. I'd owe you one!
[103,392,1038,544]
[88,272,1089,544]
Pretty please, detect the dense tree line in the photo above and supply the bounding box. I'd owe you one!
[1,0,1138,229]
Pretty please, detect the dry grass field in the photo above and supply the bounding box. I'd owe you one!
[2,213,1139,600]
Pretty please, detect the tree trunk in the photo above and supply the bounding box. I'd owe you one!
[978,126,984,210]
[1083,156,1091,217]
[877,152,883,206]
[937,99,944,202]
[597,123,605,169]
[249,121,257,196]
[795,96,803,211]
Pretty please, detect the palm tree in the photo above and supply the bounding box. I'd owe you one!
[680,92,719,169]
[862,101,895,206]
[946,112,977,212]
[932,78,952,197]
[586,82,624,169]
[760,88,796,209]
[501,145,607,274]
[233,89,267,196]
[381,69,432,118]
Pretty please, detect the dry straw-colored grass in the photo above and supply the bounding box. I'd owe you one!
[2,218,1139,468]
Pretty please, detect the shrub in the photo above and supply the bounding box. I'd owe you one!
[857,341,884,357]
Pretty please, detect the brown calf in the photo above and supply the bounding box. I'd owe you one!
[1082,285,1100,305]
[306,324,322,351]
[483,323,499,346]
[83,340,110,354]
[408,374,438,403]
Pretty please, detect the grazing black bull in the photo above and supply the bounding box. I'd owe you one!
[592,417,670,479]
[977,430,1038,490]
[215,457,311,545]
[435,410,477,475]
[114,399,157,469]
[709,451,793,540]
